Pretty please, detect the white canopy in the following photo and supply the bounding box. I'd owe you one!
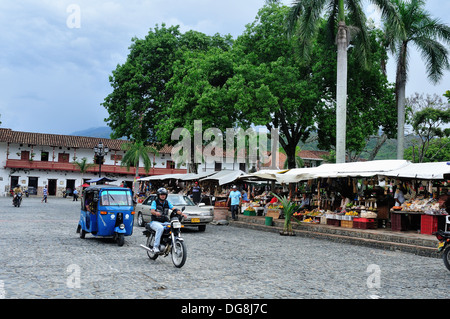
[383,161,450,180]
[312,160,410,178]
[138,173,187,181]
[275,160,411,183]
[241,169,288,181]
[200,170,246,185]
[178,171,217,180]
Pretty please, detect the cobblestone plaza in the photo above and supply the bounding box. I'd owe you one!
[0,196,448,299]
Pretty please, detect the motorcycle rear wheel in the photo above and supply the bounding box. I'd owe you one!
[443,246,450,271]
[171,239,187,268]
[146,233,158,260]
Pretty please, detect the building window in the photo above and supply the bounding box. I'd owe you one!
[58,153,70,163]
[111,154,122,162]
[166,160,175,169]
[41,152,49,161]
[214,162,222,171]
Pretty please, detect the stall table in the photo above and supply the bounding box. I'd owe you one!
[391,210,446,234]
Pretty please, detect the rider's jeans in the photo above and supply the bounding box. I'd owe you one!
[150,221,169,249]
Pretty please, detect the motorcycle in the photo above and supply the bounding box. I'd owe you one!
[140,207,187,268]
[435,229,450,270]
[13,192,23,207]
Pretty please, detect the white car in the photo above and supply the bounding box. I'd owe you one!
[135,194,214,231]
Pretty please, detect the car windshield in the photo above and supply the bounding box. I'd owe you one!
[168,195,195,206]
[100,190,132,206]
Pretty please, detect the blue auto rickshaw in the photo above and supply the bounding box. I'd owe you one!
[76,185,134,246]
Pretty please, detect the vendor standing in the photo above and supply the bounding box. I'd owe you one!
[191,181,201,204]
[394,187,406,206]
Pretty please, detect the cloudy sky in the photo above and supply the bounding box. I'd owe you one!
[0,0,449,136]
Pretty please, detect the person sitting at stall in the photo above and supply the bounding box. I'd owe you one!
[339,195,351,213]
[298,193,311,210]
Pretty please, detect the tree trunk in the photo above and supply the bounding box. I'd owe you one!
[367,133,388,161]
[336,20,348,164]
[396,42,408,160]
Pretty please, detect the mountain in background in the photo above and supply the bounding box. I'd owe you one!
[70,126,114,139]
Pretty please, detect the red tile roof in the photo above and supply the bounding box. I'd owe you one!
[0,128,172,153]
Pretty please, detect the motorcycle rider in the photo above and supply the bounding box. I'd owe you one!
[12,184,22,205]
[149,187,186,253]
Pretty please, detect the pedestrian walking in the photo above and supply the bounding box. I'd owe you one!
[226,185,241,221]
[73,188,78,201]
[191,181,201,205]
[42,185,48,203]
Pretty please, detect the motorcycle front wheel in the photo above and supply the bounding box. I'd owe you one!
[171,239,187,268]
[146,233,158,260]
[443,246,450,271]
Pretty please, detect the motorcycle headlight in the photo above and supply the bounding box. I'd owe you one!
[119,223,125,230]
[172,221,182,229]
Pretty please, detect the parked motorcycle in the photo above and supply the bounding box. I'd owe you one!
[435,229,450,270]
[13,192,23,207]
[140,207,187,268]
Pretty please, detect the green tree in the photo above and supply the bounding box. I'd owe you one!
[103,24,181,142]
[103,25,233,143]
[232,2,320,169]
[405,137,450,163]
[405,107,450,162]
[156,2,319,171]
[383,0,450,159]
[287,0,401,163]
[155,37,235,173]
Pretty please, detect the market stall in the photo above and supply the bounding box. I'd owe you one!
[383,161,450,234]
[284,161,450,234]
[272,160,408,228]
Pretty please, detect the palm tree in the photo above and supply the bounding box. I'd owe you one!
[120,141,158,179]
[287,0,401,163]
[383,0,450,159]
[73,157,96,181]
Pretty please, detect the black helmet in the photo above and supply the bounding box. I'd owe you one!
[156,187,168,196]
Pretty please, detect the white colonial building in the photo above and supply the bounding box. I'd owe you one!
[0,128,188,197]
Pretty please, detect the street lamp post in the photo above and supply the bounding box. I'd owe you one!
[94,141,109,178]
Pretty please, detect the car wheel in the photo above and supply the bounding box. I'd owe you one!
[137,212,145,227]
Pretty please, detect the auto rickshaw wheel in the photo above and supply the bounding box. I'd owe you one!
[117,233,125,246]
[78,225,86,239]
